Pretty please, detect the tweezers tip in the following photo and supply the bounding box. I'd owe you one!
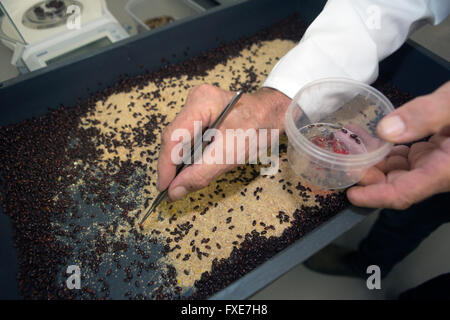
[139,205,155,225]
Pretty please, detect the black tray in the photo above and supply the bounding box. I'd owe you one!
[0,0,449,300]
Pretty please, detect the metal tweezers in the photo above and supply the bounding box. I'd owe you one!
[139,90,244,225]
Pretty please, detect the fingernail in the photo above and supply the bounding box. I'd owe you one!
[170,186,187,201]
[378,115,406,139]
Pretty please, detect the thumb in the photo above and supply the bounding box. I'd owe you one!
[376,81,450,144]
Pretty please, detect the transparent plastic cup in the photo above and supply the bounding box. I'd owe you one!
[284,78,395,189]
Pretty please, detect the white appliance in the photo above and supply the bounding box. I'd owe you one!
[0,0,129,72]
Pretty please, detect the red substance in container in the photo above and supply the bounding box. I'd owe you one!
[311,133,349,155]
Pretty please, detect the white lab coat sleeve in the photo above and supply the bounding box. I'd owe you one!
[263,0,450,99]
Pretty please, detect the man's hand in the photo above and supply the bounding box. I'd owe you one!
[347,81,450,209]
[157,84,291,202]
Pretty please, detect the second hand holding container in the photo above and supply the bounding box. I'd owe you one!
[284,78,395,190]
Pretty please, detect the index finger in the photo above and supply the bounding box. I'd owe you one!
[156,85,232,191]
[157,104,212,191]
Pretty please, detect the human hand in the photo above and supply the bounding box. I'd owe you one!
[157,84,291,202]
[347,81,450,209]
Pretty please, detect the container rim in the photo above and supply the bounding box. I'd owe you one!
[285,77,395,168]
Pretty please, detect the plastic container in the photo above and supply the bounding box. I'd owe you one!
[284,78,395,189]
[125,0,205,33]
